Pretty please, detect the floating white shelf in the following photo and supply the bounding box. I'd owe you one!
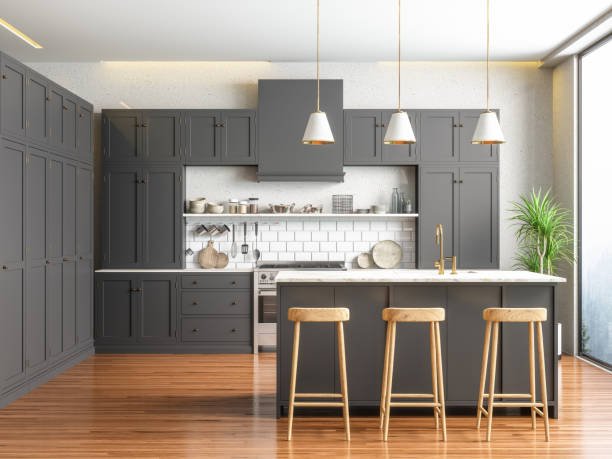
[183,213,418,220]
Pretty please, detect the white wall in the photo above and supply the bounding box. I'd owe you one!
[28,60,554,269]
[552,57,578,355]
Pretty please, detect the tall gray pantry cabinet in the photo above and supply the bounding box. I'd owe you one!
[0,52,94,408]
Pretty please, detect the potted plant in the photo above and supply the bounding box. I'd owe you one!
[510,188,573,274]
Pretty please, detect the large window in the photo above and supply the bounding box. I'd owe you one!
[579,35,612,368]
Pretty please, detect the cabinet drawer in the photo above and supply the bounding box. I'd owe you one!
[181,317,250,342]
[181,273,251,290]
[181,291,251,315]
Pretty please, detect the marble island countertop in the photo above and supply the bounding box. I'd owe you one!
[275,269,566,284]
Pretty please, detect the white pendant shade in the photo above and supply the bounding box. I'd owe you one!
[384,111,416,144]
[471,110,505,144]
[302,111,334,145]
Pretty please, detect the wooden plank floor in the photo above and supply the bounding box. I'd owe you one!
[0,354,610,458]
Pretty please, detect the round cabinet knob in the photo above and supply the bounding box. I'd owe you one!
[231,328,237,333]
[2,265,7,270]
[192,281,197,285]
[260,274,267,280]
[231,281,236,285]
[192,328,199,333]
[231,301,237,306]
[192,301,198,306]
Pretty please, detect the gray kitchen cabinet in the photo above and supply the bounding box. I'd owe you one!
[46,261,63,360]
[47,86,64,149]
[418,165,499,269]
[220,110,256,164]
[0,266,25,390]
[26,149,47,268]
[419,110,460,162]
[183,110,218,164]
[77,103,93,161]
[95,275,137,344]
[62,259,77,352]
[61,94,78,153]
[257,79,344,181]
[344,110,418,165]
[76,257,93,345]
[0,139,25,268]
[26,265,46,374]
[46,157,63,260]
[141,110,181,162]
[102,111,141,161]
[102,165,182,268]
[459,110,499,162]
[77,166,93,259]
[0,54,26,139]
[62,163,77,260]
[138,275,177,343]
[25,71,49,145]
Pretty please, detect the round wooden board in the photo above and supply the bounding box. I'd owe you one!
[371,240,402,269]
[357,252,374,269]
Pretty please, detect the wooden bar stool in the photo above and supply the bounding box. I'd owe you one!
[287,307,351,441]
[379,307,447,442]
[476,307,550,441]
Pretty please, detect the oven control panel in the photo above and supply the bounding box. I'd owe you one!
[256,271,277,286]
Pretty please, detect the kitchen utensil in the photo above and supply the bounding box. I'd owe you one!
[268,203,295,213]
[372,240,402,269]
[206,225,220,236]
[215,252,229,269]
[206,202,224,214]
[230,224,238,258]
[194,224,207,236]
[253,222,261,262]
[357,252,374,268]
[241,222,248,255]
[198,241,219,269]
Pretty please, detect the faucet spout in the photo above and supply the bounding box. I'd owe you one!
[434,224,457,275]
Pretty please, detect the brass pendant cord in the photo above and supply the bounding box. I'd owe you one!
[397,0,401,112]
[316,0,320,112]
[485,0,490,112]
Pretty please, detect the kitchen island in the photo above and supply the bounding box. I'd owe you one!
[275,270,565,418]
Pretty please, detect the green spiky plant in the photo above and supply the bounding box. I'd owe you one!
[510,188,574,274]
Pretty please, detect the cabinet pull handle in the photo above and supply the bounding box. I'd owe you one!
[63,257,72,262]
[192,328,199,333]
[230,281,236,285]
[2,265,7,270]
[45,260,50,265]
[231,328,237,333]
[459,180,464,183]
[142,123,148,127]
[192,281,198,285]
[46,96,50,101]
[231,301,237,306]
[192,301,198,305]
[62,105,68,110]
[1,74,6,79]
[79,113,83,118]
[453,124,458,127]
[79,256,84,260]
[459,124,464,127]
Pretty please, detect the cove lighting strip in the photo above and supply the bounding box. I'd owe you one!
[0,18,43,49]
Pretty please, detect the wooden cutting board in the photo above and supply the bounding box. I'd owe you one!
[199,241,219,269]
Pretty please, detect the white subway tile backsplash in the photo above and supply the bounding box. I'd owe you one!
[336,241,353,252]
[337,221,353,231]
[311,252,329,261]
[361,231,378,241]
[353,221,370,231]
[345,231,362,241]
[278,231,294,241]
[286,242,303,252]
[387,221,402,231]
[269,241,286,252]
[320,241,336,252]
[278,252,295,261]
[287,221,303,231]
[378,231,395,240]
[303,241,319,252]
[294,231,311,241]
[311,231,328,241]
[269,222,286,231]
[371,221,387,231]
[261,252,278,261]
[353,241,371,252]
[262,231,278,242]
[320,221,337,231]
[329,252,345,261]
[328,231,344,241]
[295,252,312,261]
[303,221,320,231]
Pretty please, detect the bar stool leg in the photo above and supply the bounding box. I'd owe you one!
[287,321,301,441]
[379,321,391,430]
[537,321,550,441]
[477,321,492,429]
[434,322,447,441]
[383,322,397,442]
[486,322,500,442]
[336,321,351,441]
[430,322,439,429]
[528,321,536,431]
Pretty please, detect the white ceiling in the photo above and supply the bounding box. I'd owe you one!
[1,0,610,62]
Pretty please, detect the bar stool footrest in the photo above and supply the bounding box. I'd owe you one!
[391,393,435,399]
[293,402,344,408]
[488,402,544,408]
[390,402,442,408]
[294,393,343,399]
[483,393,533,399]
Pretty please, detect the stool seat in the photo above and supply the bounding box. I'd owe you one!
[483,307,547,322]
[288,307,350,322]
[383,307,445,323]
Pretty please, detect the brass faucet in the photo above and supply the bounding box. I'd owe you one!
[434,224,457,275]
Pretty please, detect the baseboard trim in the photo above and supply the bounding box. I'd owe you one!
[94,344,254,354]
[0,344,94,409]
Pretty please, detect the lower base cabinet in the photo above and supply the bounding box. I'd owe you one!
[95,272,253,353]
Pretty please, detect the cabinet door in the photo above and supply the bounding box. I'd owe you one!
[142,166,182,268]
[26,265,46,374]
[0,140,25,267]
[77,104,93,161]
[46,261,63,360]
[26,71,49,144]
[0,267,25,390]
[46,158,63,260]
[76,258,93,345]
[95,275,136,344]
[0,56,26,138]
[184,110,219,164]
[62,95,78,153]
[48,87,64,148]
[137,275,177,343]
[102,166,141,267]
[220,110,256,164]
[343,110,381,164]
[390,287,448,394]
[447,286,501,402]
[420,111,459,162]
[27,149,47,268]
[458,167,499,269]
[76,166,93,259]
[103,111,141,161]
[381,110,419,163]
[142,110,181,162]
[62,259,77,352]
[459,110,499,162]
[62,163,77,259]
[418,167,457,268]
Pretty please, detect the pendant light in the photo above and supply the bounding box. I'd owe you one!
[472,0,505,144]
[302,0,334,145]
[384,0,416,145]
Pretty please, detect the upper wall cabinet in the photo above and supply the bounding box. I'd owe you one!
[343,109,418,165]
[102,110,182,163]
[0,54,27,139]
[257,79,344,182]
[77,104,93,161]
[184,109,256,165]
[419,109,499,163]
[25,71,49,145]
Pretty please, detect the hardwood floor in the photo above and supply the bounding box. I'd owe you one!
[0,354,610,458]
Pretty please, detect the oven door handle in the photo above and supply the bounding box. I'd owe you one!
[258,290,277,297]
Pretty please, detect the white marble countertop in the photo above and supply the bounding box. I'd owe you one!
[275,269,566,283]
[95,268,254,273]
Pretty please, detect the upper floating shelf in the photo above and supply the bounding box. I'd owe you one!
[183,213,418,220]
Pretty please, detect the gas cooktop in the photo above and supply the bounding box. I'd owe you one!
[255,261,346,270]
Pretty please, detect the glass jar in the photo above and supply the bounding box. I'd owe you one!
[248,197,259,214]
[238,201,248,214]
[228,199,239,214]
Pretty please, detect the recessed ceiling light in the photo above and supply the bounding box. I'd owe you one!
[0,18,43,49]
